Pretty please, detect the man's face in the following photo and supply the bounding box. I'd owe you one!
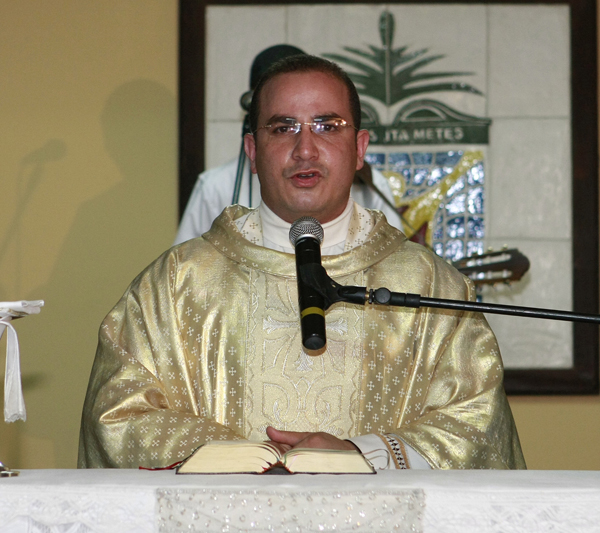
[244,70,370,224]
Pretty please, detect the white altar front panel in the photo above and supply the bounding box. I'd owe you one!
[1,469,599,533]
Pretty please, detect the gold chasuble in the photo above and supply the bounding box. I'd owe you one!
[79,206,525,470]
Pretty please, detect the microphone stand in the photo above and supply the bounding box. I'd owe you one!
[232,114,252,205]
[231,113,252,205]
[300,263,600,325]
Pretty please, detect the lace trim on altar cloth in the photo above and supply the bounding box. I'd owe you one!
[157,488,425,532]
[424,488,600,533]
[0,486,155,533]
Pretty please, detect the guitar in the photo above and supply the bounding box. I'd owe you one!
[452,248,530,287]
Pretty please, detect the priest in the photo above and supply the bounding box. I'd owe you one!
[79,55,525,470]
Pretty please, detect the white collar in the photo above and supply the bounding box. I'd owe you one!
[259,199,354,253]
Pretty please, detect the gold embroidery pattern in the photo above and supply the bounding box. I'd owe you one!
[245,271,363,440]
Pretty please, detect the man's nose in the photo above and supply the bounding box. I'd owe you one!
[291,126,319,160]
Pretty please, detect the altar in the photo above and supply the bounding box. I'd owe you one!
[1,469,599,532]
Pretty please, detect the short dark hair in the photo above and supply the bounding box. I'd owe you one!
[249,55,362,134]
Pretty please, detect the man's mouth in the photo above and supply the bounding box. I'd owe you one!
[289,170,321,187]
[295,171,318,179]
[285,165,326,187]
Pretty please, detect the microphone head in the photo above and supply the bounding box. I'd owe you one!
[289,217,324,247]
[240,90,253,112]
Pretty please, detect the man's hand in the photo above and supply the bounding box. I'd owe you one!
[266,426,359,451]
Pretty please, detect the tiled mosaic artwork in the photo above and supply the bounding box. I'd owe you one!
[366,150,485,262]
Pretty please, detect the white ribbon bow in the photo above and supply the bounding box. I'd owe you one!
[0,300,44,423]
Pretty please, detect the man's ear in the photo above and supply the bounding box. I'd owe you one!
[355,129,370,171]
[244,133,258,174]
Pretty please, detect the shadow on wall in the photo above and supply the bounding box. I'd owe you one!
[0,140,68,300]
[19,79,177,468]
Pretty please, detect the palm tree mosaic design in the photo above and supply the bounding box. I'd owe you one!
[325,11,489,262]
[324,11,483,127]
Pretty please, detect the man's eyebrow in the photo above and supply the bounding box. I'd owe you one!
[264,113,344,124]
[313,113,343,121]
[264,114,297,124]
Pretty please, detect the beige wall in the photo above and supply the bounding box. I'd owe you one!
[0,1,178,467]
[0,1,598,470]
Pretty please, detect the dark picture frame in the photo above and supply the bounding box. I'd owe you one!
[178,0,598,395]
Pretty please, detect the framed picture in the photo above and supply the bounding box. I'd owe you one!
[179,0,598,394]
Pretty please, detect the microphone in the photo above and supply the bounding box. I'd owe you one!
[289,217,326,351]
[240,90,253,112]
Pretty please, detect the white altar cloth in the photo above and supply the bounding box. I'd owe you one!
[0,469,599,532]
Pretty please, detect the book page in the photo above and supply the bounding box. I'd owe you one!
[177,441,282,474]
[282,448,375,474]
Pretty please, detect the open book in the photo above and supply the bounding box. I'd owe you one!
[176,440,376,475]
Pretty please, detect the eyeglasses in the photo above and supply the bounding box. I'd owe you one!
[254,117,358,137]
